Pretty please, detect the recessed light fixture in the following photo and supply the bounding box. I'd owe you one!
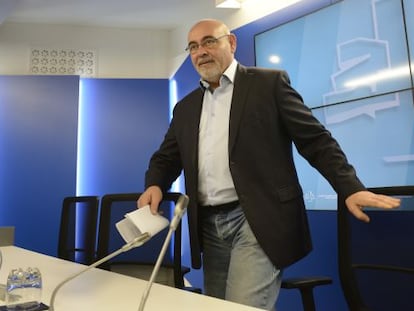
[215,0,243,9]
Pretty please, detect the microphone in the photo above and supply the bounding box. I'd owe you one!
[138,194,189,311]
[169,194,189,231]
[49,232,151,311]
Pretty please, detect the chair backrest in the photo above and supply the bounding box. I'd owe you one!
[96,192,187,289]
[58,196,100,265]
[338,186,414,311]
[0,226,15,246]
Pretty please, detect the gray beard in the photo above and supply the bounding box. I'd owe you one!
[199,67,221,84]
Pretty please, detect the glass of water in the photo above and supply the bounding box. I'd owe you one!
[6,267,42,310]
[0,249,5,301]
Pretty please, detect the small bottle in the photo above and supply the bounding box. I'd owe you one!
[6,267,42,310]
[24,267,42,309]
[5,268,24,309]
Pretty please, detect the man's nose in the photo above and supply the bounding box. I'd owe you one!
[193,45,208,56]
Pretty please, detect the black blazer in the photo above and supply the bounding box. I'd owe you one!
[145,64,365,269]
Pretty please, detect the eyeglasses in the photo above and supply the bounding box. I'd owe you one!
[185,34,230,54]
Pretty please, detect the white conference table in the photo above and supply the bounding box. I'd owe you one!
[0,246,262,311]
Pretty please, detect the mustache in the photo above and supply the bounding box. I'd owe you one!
[197,57,214,66]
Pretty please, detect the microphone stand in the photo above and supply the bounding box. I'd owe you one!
[138,194,189,311]
[49,232,151,311]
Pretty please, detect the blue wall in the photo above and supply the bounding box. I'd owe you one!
[77,78,169,196]
[0,75,79,254]
[0,76,169,257]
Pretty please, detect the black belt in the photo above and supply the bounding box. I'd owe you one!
[200,200,240,213]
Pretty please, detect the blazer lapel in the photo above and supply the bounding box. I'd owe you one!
[185,88,204,168]
[229,64,252,155]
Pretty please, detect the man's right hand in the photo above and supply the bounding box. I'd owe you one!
[137,185,163,215]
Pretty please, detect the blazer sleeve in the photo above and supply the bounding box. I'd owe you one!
[274,70,366,199]
[144,107,183,192]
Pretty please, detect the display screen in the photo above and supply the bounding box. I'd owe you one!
[255,0,414,209]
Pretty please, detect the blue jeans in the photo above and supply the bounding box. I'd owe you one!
[201,205,282,310]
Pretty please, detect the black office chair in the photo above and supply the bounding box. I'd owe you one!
[58,196,100,265]
[338,186,414,311]
[281,276,332,311]
[96,192,201,293]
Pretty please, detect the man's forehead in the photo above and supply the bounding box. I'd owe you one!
[188,22,222,40]
[188,32,220,43]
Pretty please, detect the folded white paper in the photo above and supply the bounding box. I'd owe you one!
[115,205,169,243]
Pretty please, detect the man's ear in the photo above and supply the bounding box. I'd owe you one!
[229,33,237,53]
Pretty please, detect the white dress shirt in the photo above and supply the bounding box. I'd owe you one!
[198,59,239,206]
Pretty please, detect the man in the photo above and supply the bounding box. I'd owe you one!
[137,19,400,310]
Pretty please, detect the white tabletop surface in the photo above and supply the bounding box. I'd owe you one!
[0,246,262,311]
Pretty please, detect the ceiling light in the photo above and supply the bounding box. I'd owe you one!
[269,55,281,64]
[215,0,243,9]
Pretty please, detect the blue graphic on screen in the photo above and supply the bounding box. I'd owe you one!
[255,0,414,209]
[255,0,411,107]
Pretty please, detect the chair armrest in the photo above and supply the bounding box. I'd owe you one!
[282,276,332,289]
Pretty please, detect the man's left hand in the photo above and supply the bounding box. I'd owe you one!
[345,191,401,222]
